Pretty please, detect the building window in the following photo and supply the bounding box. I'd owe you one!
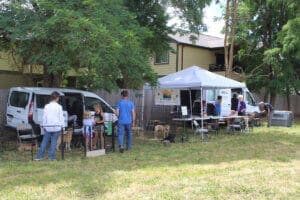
[154,51,169,65]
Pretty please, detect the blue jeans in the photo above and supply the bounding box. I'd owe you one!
[118,123,132,150]
[36,130,61,160]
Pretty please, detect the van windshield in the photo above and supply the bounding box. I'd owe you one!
[246,92,256,106]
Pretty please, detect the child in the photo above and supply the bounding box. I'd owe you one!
[83,110,94,151]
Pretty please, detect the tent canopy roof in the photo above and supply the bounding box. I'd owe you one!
[158,66,246,89]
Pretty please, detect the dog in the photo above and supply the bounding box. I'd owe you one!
[56,128,73,151]
[154,125,170,139]
[162,133,176,143]
[18,143,38,151]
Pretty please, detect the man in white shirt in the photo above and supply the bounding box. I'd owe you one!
[35,91,64,161]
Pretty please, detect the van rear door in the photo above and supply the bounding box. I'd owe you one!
[33,93,68,128]
[33,94,52,126]
[219,89,231,116]
[6,90,31,127]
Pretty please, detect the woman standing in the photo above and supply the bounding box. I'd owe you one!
[93,103,105,149]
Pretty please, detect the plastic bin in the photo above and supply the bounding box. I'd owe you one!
[270,110,294,127]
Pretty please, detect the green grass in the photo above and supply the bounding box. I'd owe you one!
[0,122,299,200]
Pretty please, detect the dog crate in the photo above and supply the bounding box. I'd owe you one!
[271,110,294,127]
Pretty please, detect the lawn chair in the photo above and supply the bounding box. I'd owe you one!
[192,119,209,141]
[227,118,247,133]
[16,123,39,157]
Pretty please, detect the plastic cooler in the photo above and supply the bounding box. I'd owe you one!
[270,110,294,127]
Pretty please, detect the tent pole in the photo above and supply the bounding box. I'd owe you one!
[189,89,192,116]
[201,88,204,129]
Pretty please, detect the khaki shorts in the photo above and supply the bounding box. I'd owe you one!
[94,124,104,132]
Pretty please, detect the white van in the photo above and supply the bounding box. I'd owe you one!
[204,88,259,116]
[6,87,117,134]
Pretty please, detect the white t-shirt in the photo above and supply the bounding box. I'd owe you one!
[83,118,94,134]
[42,101,64,132]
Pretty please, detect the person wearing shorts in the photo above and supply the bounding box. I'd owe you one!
[93,103,105,149]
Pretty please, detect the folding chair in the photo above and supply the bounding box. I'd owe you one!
[192,119,209,141]
[228,118,246,133]
[16,123,39,155]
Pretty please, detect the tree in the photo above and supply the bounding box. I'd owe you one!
[0,0,157,90]
[162,0,213,33]
[124,0,173,55]
[235,0,299,105]
[0,0,218,90]
[224,0,239,77]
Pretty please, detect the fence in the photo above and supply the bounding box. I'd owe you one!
[1,88,300,130]
[0,89,9,132]
[1,88,300,162]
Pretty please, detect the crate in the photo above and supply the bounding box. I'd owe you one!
[271,110,294,127]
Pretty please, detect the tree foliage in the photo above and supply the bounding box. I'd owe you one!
[0,0,159,90]
[162,0,213,33]
[235,0,299,104]
[0,0,218,90]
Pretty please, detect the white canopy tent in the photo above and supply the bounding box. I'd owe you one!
[158,66,246,89]
[157,66,246,133]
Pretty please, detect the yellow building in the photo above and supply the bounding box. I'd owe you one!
[0,52,76,89]
[151,33,227,77]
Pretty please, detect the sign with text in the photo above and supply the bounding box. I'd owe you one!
[155,89,180,105]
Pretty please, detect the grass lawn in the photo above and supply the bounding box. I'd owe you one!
[0,122,299,200]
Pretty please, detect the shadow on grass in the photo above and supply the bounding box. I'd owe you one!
[0,125,299,198]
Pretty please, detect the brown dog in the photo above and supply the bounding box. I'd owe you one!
[154,125,170,139]
[56,128,73,151]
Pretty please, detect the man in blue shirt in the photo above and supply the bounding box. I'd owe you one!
[115,90,136,153]
[214,95,222,116]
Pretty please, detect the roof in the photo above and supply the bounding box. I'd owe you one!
[169,33,224,49]
[158,66,246,89]
[10,87,100,98]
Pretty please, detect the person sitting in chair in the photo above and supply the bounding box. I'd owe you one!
[214,96,222,116]
[237,95,246,116]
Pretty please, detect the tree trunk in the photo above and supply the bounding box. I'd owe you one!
[43,65,62,87]
[270,92,276,106]
[52,72,63,87]
[43,65,51,87]
[286,92,291,110]
[228,0,238,75]
[224,0,230,77]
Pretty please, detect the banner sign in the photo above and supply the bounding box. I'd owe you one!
[155,89,180,105]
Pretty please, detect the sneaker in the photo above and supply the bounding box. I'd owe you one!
[119,148,124,153]
[34,158,43,161]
